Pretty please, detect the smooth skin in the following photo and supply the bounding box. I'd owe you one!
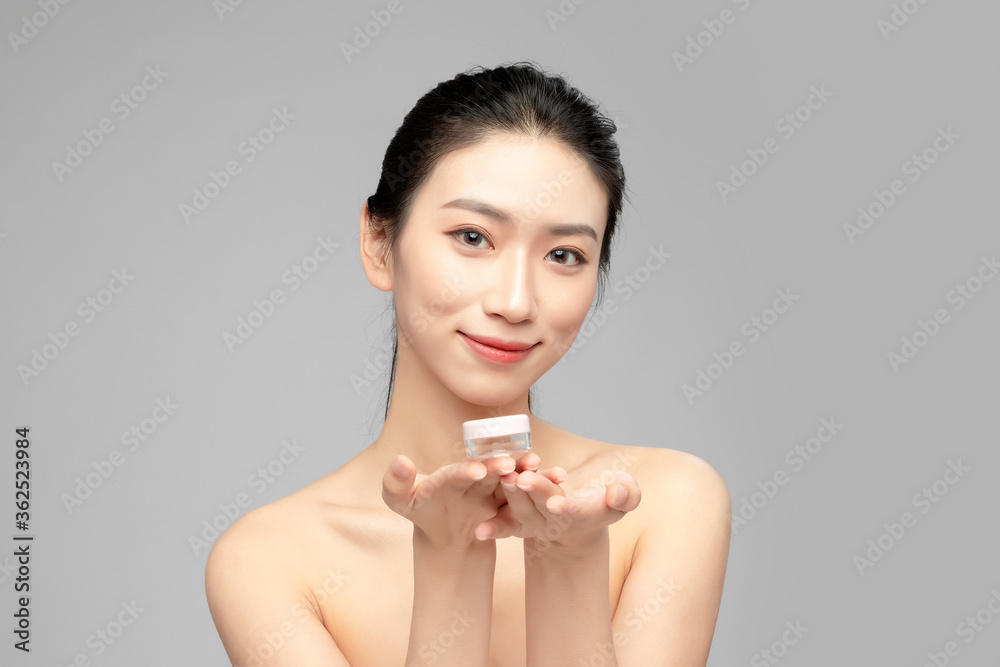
[205,133,732,666]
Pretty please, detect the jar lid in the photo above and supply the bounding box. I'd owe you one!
[462,414,530,440]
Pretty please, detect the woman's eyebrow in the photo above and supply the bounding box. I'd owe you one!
[440,197,598,241]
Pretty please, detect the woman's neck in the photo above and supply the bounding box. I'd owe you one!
[365,339,531,475]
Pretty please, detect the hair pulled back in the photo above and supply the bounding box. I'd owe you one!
[365,61,627,418]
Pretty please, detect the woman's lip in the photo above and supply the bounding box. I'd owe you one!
[459,332,538,364]
[461,332,537,351]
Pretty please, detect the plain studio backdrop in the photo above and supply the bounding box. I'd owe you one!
[2,0,998,665]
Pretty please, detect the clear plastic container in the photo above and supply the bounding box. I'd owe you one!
[463,414,531,460]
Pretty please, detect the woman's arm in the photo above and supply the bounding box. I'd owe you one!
[406,530,497,666]
[487,448,730,667]
[483,460,640,667]
[383,453,541,666]
[523,529,616,666]
[610,450,731,666]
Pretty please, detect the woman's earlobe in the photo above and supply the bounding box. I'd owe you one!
[359,203,394,292]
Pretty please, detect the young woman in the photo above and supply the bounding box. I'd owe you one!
[205,62,731,666]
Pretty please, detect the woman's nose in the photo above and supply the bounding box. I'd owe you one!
[482,248,538,323]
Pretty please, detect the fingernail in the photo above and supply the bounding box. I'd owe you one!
[613,485,627,507]
[391,458,408,478]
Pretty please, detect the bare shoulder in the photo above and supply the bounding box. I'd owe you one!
[204,495,319,626]
[562,431,731,542]
[561,428,730,514]
[592,443,731,663]
[637,446,730,506]
[205,479,349,601]
[205,493,351,665]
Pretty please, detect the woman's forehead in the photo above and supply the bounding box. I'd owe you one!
[414,134,607,229]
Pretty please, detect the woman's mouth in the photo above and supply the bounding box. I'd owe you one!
[459,332,539,364]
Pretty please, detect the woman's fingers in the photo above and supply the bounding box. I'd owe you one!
[383,452,640,545]
[488,471,563,539]
[515,451,541,473]
[470,456,515,495]
[539,466,567,485]
[383,456,496,516]
[514,470,555,513]
[474,466,643,544]
[473,472,528,540]
[603,470,642,513]
[381,455,417,514]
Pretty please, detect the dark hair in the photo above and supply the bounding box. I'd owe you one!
[365,61,627,420]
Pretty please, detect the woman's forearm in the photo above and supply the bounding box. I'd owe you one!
[523,529,616,667]
[406,528,496,667]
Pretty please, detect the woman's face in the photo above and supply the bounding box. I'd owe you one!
[385,132,608,407]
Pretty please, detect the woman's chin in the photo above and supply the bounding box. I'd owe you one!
[450,383,531,410]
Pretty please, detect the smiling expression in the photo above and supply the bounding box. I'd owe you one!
[372,132,609,406]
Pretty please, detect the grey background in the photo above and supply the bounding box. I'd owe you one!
[2,0,998,664]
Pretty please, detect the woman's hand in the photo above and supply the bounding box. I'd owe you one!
[382,452,549,550]
[475,464,641,550]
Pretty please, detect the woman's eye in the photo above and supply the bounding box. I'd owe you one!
[452,229,585,266]
[548,248,585,266]
[454,229,490,248]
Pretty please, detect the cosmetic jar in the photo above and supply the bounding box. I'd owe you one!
[463,414,531,460]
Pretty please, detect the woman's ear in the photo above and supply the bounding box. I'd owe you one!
[359,200,393,292]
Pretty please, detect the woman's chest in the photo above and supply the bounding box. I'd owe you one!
[315,530,631,666]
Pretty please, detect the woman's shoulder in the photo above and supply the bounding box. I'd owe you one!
[205,493,316,587]
[547,423,730,505]
[205,461,397,587]
[204,477,368,662]
[207,466,359,560]
[550,426,731,543]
